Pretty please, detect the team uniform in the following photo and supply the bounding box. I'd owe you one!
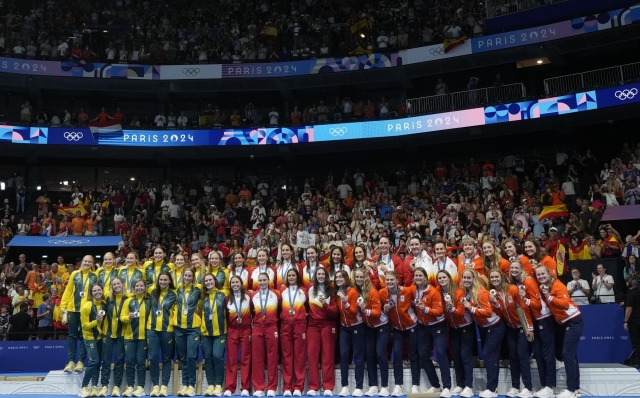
[280,285,308,394]
[359,287,390,393]
[251,288,281,393]
[143,260,174,294]
[79,299,105,395]
[428,256,459,287]
[372,253,406,287]
[456,253,483,280]
[174,282,202,395]
[120,293,150,397]
[61,268,98,371]
[224,292,252,395]
[201,288,228,396]
[147,287,177,395]
[100,292,127,396]
[404,251,434,286]
[307,286,339,393]
[299,262,323,288]
[96,265,119,298]
[335,287,365,392]
[118,266,145,297]
[249,264,275,291]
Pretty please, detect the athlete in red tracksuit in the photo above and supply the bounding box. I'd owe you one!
[249,249,276,292]
[279,268,308,395]
[225,275,252,395]
[351,245,381,289]
[250,272,281,395]
[306,267,339,395]
[299,246,324,289]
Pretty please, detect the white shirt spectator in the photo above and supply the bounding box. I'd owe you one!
[593,274,615,303]
[447,25,463,38]
[556,152,569,165]
[177,114,188,127]
[353,172,365,187]
[106,47,116,60]
[377,35,389,48]
[269,110,279,125]
[562,180,575,195]
[337,183,353,199]
[154,114,167,127]
[13,44,25,55]
[169,203,180,218]
[567,279,590,305]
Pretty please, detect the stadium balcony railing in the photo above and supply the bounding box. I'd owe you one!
[406,82,527,116]
[485,0,568,18]
[544,62,640,96]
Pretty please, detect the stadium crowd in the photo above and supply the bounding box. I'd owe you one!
[1,0,485,64]
[0,140,637,398]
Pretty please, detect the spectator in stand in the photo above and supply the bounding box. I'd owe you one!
[8,302,31,341]
[20,100,32,123]
[13,41,26,58]
[567,268,590,305]
[77,108,89,125]
[154,113,167,128]
[268,108,279,126]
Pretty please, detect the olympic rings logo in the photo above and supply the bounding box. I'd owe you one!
[182,68,201,76]
[579,336,586,340]
[329,127,347,136]
[47,239,91,245]
[615,88,638,100]
[64,132,83,141]
[429,47,445,56]
[620,336,629,340]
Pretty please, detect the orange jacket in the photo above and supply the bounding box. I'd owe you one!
[456,254,483,278]
[540,256,558,278]
[335,287,363,327]
[504,254,535,276]
[492,285,533,330]
[379,285,418,331]
[414,284,445,326]
[468,288,501,328]
[359,288,388,328]
[544,280,581,324]
[437,287,473,328]
[517,277,551,320]
[494,257,511,276]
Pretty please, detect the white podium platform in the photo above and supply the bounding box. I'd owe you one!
[1,365,639,396]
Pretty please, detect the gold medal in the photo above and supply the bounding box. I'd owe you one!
[237,317,242,323]
[262,314,266,321]
[289,310,294,316]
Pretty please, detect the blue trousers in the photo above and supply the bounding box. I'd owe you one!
[365,324,390,388]
[563,316,584,392]
[479,321,505,392]
[505,326,532,390]
[450,324,475,389]
[392,327,420,386]
[68,312,87,363]
[147,330,174,387]
[417,322,451,389]
[533,317,556,387]
[340,323,365,389]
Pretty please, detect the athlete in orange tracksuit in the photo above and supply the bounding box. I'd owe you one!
[306,267,339,395]
[279,268,308,395]
[250,272,281,395]
[335,270,365,396]
[379,271,420,396]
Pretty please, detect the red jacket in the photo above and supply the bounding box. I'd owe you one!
[250,288,281,325]
[280,285,307,324]
[371,253,408,287]
[307,287,339,327]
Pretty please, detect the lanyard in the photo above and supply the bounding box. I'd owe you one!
[156,290,167,314]
[80,271,91,294]
[114,295,126,319]
[288,285,299,311]
[208,291,218,318]
[176,268,184,285]
[281,261,292,283]
[232,293,242,318]
[235,267,243,277]
[388,288,398,305]
[181,286,191,310]
[437,258,446,271]
[259,289,269,316]
[416,286,424,302]
[102,267,116,285]
[124,267,136,292]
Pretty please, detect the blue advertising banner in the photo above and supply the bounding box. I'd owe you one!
[578,304,629,364]
[0,340,68,372]
[1,83,638,148]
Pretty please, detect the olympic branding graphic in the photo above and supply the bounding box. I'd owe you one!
[615,88,638,100]
[580,336,586,340]
[429,47,445,56]
[64,132,83,141]
[620,336,629,340]
[47,239,91,245]
[329,127,347,136]
[182,68,201,76]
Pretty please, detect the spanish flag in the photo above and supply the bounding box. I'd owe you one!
[260,24,278,39]
[54,204,88,219]
[569,240,591,260]
[538,204,569,221]
[350,18,370,35]
[443,35,467,54]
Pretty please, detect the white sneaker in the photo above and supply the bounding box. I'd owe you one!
[412,386,421,394]
[479,390,498,398]
[555,390,575,398]
[391,386,404,397]
[323,390,333,397]
[253,392,264,397]
[506,388,520,397]
[431,357,439,367]
[440,388,452,398]
[307,391,318,397]
[241,391,250,397]
[266,391,275,397]
[518,388,534,398]
[364,387,378,396]
[293,391,302,397]
[353,389,364,397]
[283,392,292,397]
[460,387,474,398]
[530,358,538,368]
[556,360,565,369]
[378,387,390,397]
[223,391,232,397]
[426,387,441,393]
[339,387,350,397]
[535,387,556,398]
[450,386,462,396]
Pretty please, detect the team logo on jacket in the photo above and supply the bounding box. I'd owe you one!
[400,296,405,302]
[274,332,279,338]
[508,297,513,303]
[332,328,336,334]
[302,333,306,340]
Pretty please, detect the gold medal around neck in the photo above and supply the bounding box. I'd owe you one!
[289,310,295,316]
